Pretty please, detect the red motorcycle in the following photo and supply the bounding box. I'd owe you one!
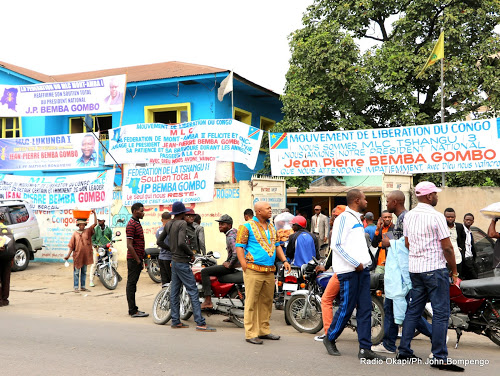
[152,252,245,327]
[424,277,500,348]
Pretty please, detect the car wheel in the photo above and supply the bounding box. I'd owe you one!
[12,244,30,272]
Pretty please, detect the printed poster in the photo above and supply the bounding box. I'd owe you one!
[0,169,115,211]
[0,75,127,116]
[105,119,263,169]
[122,163,216,206]
[0,132,100,171]
[270,118,500,176]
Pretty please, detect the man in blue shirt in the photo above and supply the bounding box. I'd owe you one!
[364,212,377,241]
[286,215,318,267]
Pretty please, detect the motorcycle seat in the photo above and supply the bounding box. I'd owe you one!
[218,271,244,284]
[460,277,500,298]
[370,273,384,290]
[145,248,160,256]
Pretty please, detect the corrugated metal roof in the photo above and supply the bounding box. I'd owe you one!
[0,60,227,83]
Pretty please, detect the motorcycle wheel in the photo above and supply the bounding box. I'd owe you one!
[229,290,245,328]
[179,286,193,320]
[285,294,323,334]
[485,302,500,346]
[147,259,162,283]
[283,300,291,325]
[99,265,118,290]
[152,286,172,325]
[370,296,385,345]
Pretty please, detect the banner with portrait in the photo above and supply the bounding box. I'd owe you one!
[0,169,115,211]
[269,118,500,176]
[122,163,216,206]
[0,132,100,171]
[0,74,126,117]
[105,119,263,169]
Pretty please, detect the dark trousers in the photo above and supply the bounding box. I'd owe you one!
[0,259,12,303]
[171,261,205,326]
[159,259,172,285]
[201,265,236,296]
[461,258,478,280]
[398,268,450,360]
[327,268,372,349]
[126,259,143,315]
[382,296,432,352]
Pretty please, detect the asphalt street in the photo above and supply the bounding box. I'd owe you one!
[1,263,498,376]
[1,310,498,376]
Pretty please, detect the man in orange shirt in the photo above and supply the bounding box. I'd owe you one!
[371,211,394,274]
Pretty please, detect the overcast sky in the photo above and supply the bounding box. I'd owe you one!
[2,0,313,94]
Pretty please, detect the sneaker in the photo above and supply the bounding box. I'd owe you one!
[371,343,395,354]
[196,325,216,332]
[359,348,387,360]
[314,334,326,342]
[89,282,95,287]
[323,337,341,356]
[131,311,149,318]
[396,353,422,361]
[430,362,464,372]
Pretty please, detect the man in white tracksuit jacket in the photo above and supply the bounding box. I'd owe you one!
[323,189,385,361]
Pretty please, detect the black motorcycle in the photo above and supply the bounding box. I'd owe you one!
[144,246,161,283]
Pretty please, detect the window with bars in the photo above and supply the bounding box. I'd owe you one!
[0,117,22,138]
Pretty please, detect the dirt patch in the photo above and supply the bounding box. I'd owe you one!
[6,262,163,324]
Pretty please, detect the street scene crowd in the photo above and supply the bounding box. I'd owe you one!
[3,181,499,373]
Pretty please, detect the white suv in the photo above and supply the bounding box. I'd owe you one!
[0,200,43,271]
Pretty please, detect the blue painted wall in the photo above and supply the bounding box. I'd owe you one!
[1,68,283,181]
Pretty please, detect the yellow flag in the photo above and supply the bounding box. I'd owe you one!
[416,32,444,78]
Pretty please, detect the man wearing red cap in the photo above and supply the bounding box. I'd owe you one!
[286,215,319,267]
[396,182,462,372]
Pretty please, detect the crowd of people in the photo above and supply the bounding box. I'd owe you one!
[3,181,500,372]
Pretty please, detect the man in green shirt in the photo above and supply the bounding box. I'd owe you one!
[90,218,113,287]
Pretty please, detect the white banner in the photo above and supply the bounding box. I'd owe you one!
[0,75,126,116]
[106,119,263,169]
[270,118,500,176]
[0,132,100,171]
[122,163,216,206]
[0,170,115,211]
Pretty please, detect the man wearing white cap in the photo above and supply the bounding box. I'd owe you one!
[396,182,462,372]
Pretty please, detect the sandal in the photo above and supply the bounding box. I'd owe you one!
[196,325,216,332]
[74,289,79,293]
[80,288,90,292]
[171,323,189,329]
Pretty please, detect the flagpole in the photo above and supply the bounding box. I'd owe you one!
[440,27,446,187]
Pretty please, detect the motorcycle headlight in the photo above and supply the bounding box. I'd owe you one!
[98,248,106,257]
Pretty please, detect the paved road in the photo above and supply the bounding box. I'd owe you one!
[1,309,498,376]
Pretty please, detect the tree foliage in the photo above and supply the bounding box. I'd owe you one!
[262,0,500,190]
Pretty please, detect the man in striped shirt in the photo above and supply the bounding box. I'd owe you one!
[396,182,462,372]
[126,202,148,318]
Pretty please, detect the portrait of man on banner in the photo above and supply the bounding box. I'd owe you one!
[76,134,98,168]
[104,77,124,111]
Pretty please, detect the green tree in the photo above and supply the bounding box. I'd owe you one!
[262,0,500,190]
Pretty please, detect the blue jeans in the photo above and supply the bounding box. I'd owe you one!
[382,296,432,352]
[398,268,450,360]
[327,268,372,349]
[170,261,205,326]
[73,265,87,289]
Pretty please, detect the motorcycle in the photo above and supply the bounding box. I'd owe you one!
[152,252,245,327]
[284,257,385,345]
[94,231,122,290]
[422,276,500,348]
[144,245,161,283]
